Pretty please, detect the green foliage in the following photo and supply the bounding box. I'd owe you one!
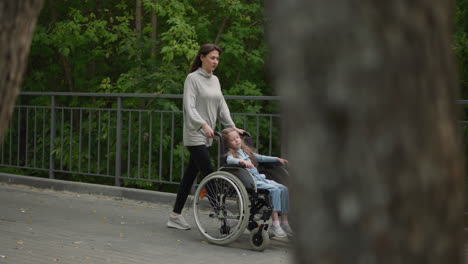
[26,0,269,96]
[21,0,275,193]
[18,0,467,191]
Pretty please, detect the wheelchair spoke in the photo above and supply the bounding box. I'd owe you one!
[194,173,249,243]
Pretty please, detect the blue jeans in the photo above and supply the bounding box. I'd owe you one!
[256,176,289,213]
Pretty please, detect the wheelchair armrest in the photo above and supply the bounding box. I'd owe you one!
[219,165,256,191]
[223,164,247,169]
[257,162,289,186]
[257,161,287,169]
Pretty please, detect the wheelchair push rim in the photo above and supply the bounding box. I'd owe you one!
[193,171,249,245]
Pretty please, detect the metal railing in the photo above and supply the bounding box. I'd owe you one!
[0,92,282,186]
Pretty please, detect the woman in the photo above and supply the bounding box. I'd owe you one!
[167,43,243,230]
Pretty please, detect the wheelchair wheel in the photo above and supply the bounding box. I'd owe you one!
[249,227,270,251]
[193,171,249,245]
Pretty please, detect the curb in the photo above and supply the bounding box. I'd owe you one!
[0,173,176,205]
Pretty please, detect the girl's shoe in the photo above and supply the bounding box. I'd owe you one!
[270,225,286,238]
[281,223,294,237]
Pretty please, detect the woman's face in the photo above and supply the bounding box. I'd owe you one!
[200,50,219,73]
[227,131,241,149]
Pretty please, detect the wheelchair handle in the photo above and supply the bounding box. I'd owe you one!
[214,130,251,138]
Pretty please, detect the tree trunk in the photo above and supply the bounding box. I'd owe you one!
[135,0,142,38]
[214,16,229,45]
[0,0,44,137]
[60,55,73,92]
[49,0,72,92]
[267,1,464,264]
[49,0,57,24]
[150,0,158,58]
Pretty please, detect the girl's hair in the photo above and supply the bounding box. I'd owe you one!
[221,127,258,166]
[189,44,223,73]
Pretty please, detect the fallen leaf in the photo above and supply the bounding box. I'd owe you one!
[16,241,24,245]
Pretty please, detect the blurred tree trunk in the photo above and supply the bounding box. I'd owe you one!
[214,16,229,45]
[135,0,143,83]
[49,0,57,23]
[150,0,158,58]
[60,55,73,91]
[267,1,465,264]
[135,0,142,38]
[49,0,72,92]
[0,0,44,137]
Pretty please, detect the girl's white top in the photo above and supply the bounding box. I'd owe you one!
[183,68,234,146]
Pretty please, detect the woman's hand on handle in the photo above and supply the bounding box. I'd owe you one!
[202,124,215,138]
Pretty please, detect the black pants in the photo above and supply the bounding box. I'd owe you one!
[172,145,214,214]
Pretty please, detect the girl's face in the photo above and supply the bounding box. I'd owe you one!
[227,131,241,149]
[200,50,219,73]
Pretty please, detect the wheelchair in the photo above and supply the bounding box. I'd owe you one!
[192,131,288,251]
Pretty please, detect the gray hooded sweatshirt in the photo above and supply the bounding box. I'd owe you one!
[183,68,234,146]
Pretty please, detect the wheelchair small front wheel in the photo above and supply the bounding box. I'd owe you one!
[249,227,270,251]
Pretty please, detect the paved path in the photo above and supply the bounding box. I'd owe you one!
[0,183,292,264]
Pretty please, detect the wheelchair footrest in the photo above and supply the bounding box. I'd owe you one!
[258,223,269,232]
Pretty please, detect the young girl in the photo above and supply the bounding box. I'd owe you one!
[221,127,293,238]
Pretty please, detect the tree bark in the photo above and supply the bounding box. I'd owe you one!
[49,0,73,92]
[135,0,142,38]
[49,0,57,24]
[150,0,158,58]
[0,0,44,137]
[60,54,73,91]
[214,16,229,45]
[267,1,464,264]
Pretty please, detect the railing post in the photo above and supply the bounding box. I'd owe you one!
[49,96,56,179]
[115,97,122,186]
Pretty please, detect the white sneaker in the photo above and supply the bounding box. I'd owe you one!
[167,214,191,230]
[270,225,286,238]
[281,224,294,237]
